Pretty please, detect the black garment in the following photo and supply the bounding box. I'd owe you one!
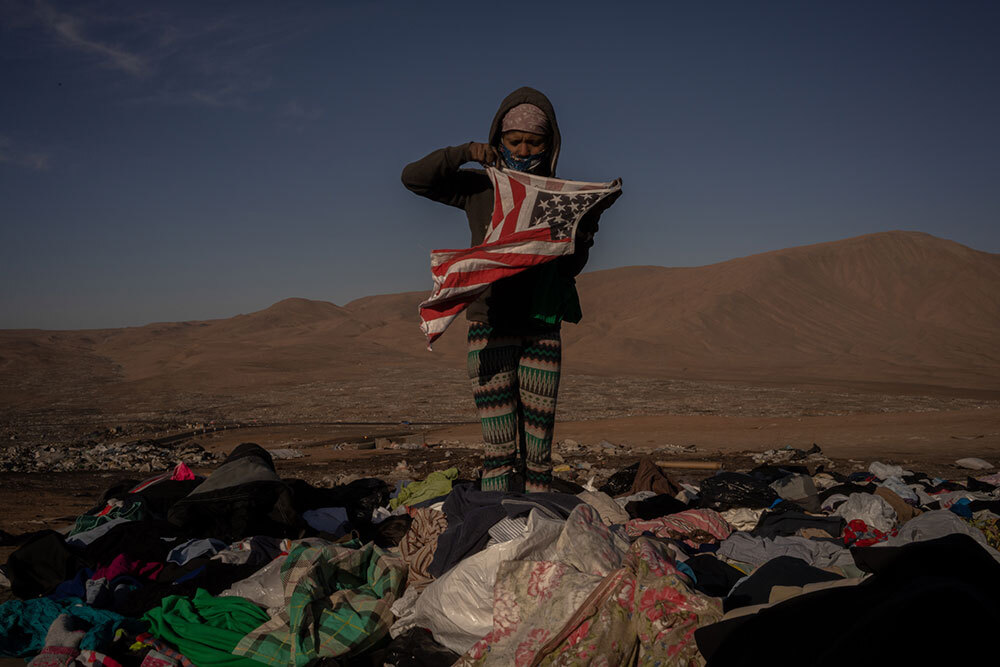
[751,512,844,540]
[748,466,794,484]
[427,483,581,578]
[167,443,302,542]
[684,554,746,598]
[625,494,688,520]
[79,520,185,565]
[698,473,778,511]
[599,462,640,497]
[966,476,997,493]
[723,556,843,612]
[371,516,412,549]
[968,499,1000,514]
[4,530,84,598]
[923,480,964,494]
[285,477,390,540]
[376,627,461,667]
[549,476,585,495]
[697,535,1000,666]
[130,480,202,519]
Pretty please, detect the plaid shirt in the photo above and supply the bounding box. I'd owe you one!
[233,541,406,666]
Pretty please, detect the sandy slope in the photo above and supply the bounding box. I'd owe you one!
[1,231,998,430]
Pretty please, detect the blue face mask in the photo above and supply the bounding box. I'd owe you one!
[498,143,549,174]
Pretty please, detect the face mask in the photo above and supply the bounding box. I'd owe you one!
[498,143,549,174]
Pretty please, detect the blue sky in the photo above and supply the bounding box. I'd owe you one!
[2,0,998,329]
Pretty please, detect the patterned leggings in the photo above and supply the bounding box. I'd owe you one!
[468,322,561,493]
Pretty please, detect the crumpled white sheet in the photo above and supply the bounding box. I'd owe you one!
[955,457,993,470]
[877,477,919,504]
[821,493,850,512]
[832,492,897,533]
[720,507,764,532]
[410,503,628,655]
[869,461,912,480]
[577,490,630,525]
[219,555,285,609]
[388,585,421,639]
[614,490,657,508]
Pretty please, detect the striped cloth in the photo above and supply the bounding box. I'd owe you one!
[398,508,448,591]
[624,508,733,547]
[419,166,621,347]
[232,541,406,666]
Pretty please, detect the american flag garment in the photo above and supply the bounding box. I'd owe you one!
[419,166,622,347]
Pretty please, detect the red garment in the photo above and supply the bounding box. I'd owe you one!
[91,554,164,582]
[171,462,195,481]
[842,519,897,547]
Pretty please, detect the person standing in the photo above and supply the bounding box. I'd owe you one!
[402,87,612,493]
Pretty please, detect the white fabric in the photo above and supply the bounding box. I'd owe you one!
[821,494,850,513]
[578,490,630,525]
[832,493,897,532]
[412,503,628,654]
[720,508,765,532]
[955,457,993,470]
[869,461,912,480]
[220,555,286,609]
[411,510,565,653]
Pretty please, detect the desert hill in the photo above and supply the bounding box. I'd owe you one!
[1,231,998,421]
[568,231,1000,388]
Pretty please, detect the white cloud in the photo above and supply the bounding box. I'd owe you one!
[0,136,50,170]
[20,2,332,110]
[34,0,147,76]
[281,100,324,122]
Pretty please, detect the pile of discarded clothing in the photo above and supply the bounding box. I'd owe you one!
[3,444,1000,666]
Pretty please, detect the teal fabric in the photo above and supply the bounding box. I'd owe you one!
[69,500,147,536]
[527,263,581,326]
[0,597,137,657]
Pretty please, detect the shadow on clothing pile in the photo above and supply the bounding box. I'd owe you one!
[3,445,1000,666]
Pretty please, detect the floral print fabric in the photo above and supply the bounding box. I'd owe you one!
[624,508,733,548]
[456,537,722,666]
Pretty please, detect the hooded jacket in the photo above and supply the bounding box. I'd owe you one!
[402,87,596,328]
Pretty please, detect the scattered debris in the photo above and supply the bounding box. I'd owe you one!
[0,440,215,473]
[267,448,305,459]
[956,457,994,470]
[751,443,832,468]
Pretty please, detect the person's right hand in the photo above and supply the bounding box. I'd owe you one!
[468,142,499,167]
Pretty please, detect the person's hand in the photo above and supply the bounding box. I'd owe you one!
[468,142,499,167]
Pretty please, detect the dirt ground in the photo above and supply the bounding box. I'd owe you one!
[3,401,998,541]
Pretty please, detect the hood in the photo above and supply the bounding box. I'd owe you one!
[488,86,561,177]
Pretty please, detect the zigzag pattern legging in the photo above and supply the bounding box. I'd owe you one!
[468,323,561,493]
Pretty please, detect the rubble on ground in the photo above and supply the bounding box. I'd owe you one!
[0,440,216,473]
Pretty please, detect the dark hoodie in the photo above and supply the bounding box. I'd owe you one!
[401,87,600,329]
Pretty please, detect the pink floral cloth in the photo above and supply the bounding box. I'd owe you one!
[456,538,722,666]
[625,508,733,548]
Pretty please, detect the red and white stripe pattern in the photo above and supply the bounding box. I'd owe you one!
[419,167,622,347]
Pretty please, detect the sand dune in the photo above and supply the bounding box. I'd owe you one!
[1,231,998,417]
